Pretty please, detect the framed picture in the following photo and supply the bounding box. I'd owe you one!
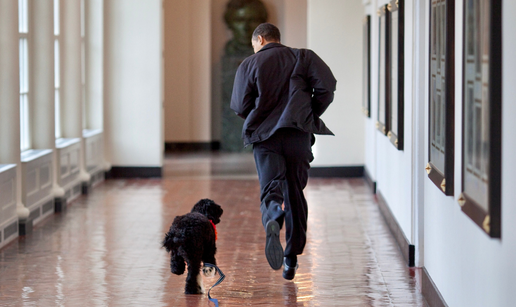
[459,0,502,238]
[426,0,455,195]
[376,5,389,135]
[387,0,404,150]
[362,15,371,118]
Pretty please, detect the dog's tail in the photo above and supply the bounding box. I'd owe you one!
[162,230,185,253]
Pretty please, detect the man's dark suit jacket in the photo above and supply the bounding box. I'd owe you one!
[230,42,337,146]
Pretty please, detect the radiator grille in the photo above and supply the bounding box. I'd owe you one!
[4,221,18,239]
[42,200,54,214]
[73,184,81,195]
[29,208,41,220]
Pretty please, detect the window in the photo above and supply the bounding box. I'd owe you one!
[19,0,30,151]
[427,0,454,195]
[54,0,61,138]
[459,0,502,237]
[81,0,87,130]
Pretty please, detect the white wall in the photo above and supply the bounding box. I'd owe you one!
[283,0,307,48]
[164,0,211,143]
[104,0,163,167]
[365,0,516,305]
[372,0,416,247]
[307,0,365,166]
[363,0,377,181]
[500,3,516,304]
[423,0,516,306]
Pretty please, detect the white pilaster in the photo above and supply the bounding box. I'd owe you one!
[32,0,64,198]
[62,0,90,183]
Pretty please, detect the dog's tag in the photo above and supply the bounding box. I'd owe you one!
[203,263,225,306]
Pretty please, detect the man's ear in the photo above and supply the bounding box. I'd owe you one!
[257,35,265,46]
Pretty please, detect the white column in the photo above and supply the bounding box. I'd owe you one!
[62,0,90,183]
[86,0,103,131]
[0,0,30,219]
[32,0,64,198]
[104,0,163,168]
[61,0,82,138]
[86,0,109,172]
[32,0,55,149]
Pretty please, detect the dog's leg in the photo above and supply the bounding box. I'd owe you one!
[202,242,217,277]
[185,257,203,294]
[170,252,186,275]
[197,272,205,294]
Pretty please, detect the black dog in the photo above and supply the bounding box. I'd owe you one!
[162,199,223,294]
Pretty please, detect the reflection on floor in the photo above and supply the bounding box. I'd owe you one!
[0,152,427,306]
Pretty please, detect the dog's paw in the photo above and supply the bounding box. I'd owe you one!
[202,266,216,278]
[185,278,204,294]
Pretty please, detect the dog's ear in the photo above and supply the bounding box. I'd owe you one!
[192,199,223,224]
[162,231,174,253]
[206,201,223,225]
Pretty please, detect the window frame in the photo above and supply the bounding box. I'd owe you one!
[54,0,62,139]
[81,0,87,130]
[387,0,404,150]
[362,15,371,118]
[426,0,455,196]
[19,0,31,151]
[376,4,390,136]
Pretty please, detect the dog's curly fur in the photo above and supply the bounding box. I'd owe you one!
[162,199,223,294]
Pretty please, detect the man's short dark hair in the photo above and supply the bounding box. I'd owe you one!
[252,23,281,42]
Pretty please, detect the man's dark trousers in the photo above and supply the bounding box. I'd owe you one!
[253,128,313,258]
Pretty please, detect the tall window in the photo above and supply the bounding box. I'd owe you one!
[54,0,61,138]
[427,0,454,195]
[19,0,30,151]
[81,0,87,130]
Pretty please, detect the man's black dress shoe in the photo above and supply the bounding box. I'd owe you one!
[265,220,283,270]
[283,257,298,280]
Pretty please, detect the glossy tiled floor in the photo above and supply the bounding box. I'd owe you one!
[0,153,427,306]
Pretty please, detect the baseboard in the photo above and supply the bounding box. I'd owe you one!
[308,166,364,178]
[165,142,220,152]
[422,267,449,307]
[376,191,415,267]
[363,167,377,194]
[106,166,162,178]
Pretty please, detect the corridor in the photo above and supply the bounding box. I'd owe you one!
[0,153,427,306]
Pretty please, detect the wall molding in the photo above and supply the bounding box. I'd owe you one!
[309,166,364,178]
[106,166,162,178]
[422,267,449,307]
[375,191,415,267]
[363,167,377,194]
[165,142,220,152]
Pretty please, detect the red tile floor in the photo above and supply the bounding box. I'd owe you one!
[0,153,428,306]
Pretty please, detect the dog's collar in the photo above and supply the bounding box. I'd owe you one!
[209,220,218,241]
